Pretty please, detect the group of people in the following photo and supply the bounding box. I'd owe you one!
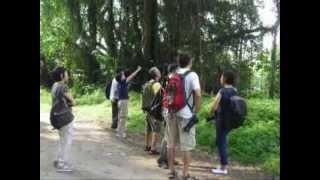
[108,53,237,179]
[50,52,239,180]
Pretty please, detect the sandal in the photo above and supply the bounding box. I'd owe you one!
[182,174,198,180]
[168,171,178,180]
[149,149,160,155]
[144,146,151,152]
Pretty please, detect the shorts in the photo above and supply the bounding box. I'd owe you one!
[166,113,196,151]
[145,113,161,133]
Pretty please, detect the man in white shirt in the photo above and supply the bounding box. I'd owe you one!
[109,75,119,129]
[167,53,201,179]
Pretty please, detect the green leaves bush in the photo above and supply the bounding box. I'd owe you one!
[195,96,280,175]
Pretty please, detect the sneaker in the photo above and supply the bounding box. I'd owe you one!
[161,163,169,169]
[54,161,65,169]
[57,164,73,173]
[211,168,228,175]
[122,133,127,138]
[53,160,59,168]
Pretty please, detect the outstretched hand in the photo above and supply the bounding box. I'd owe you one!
[137,66,142,71]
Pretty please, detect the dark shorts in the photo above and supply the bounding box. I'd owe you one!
[145,113,161,133]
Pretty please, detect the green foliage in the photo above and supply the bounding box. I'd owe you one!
[40,87,52,112]
[229,121,279,163]
[253,49,280,98]
[74,88,106,105]
[262,153,280,176]
[40,0,279,98]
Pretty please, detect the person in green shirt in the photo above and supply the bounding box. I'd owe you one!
[143,67,162,155]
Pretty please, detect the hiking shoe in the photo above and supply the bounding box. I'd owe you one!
[161,163,169,169]
[53,160,59,168]
[57,164,73,173]
[211,168,228,175]
[168,171,178,180]
[144,146,151,152]
[182,174,198,180]
[157,161,169,169]
[149,150,160,155]
[54,160,65,169]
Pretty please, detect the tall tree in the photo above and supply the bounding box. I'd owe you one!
[269,0,280,98]
[143,0,157,66]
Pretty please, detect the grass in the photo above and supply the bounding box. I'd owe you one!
[40,87,280,176]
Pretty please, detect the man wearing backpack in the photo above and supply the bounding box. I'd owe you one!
[142,67,162,155]
[109,70,121,129]
[166,53,201,180]
[158,63,179,169]
[209,70,246,175]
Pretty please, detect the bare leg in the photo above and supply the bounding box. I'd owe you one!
[182,151,192,177]
[145,132,152,148]
[151,133,160,151]
[168,148,176,173]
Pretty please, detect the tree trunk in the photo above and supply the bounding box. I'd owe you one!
[64,0,101,84]
[143,0,157,67]
[105,0,117,59]
[269,30,278,98]
[269,0,280,98]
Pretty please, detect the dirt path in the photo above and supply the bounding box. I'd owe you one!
[40,112,272,180]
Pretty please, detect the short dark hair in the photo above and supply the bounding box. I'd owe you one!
[115,73,122,82]
[124,69,130,77]
[222,70,235,85]
[178,53,191,68]
[51,67,67,82]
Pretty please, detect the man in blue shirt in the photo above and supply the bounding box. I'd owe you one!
[116,66,142,138]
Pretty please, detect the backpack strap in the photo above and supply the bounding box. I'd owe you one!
[181,70,194,112]
[148,80,160,108]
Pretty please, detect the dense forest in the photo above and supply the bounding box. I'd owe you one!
[40,0,280,176]
[40,0,280,98]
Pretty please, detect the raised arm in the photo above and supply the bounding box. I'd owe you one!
[126,66,142,83]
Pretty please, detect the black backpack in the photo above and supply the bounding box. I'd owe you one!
[50,85,74,130]
[142,81,163,121]
[225,95,247,130]
[105,80,112,100]
[149,89,164,121]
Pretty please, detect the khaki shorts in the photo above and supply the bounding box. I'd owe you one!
[166,113,196,151]
[145,113,161,133]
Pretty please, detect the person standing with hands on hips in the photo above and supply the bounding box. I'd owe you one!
[109,69,121,129]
